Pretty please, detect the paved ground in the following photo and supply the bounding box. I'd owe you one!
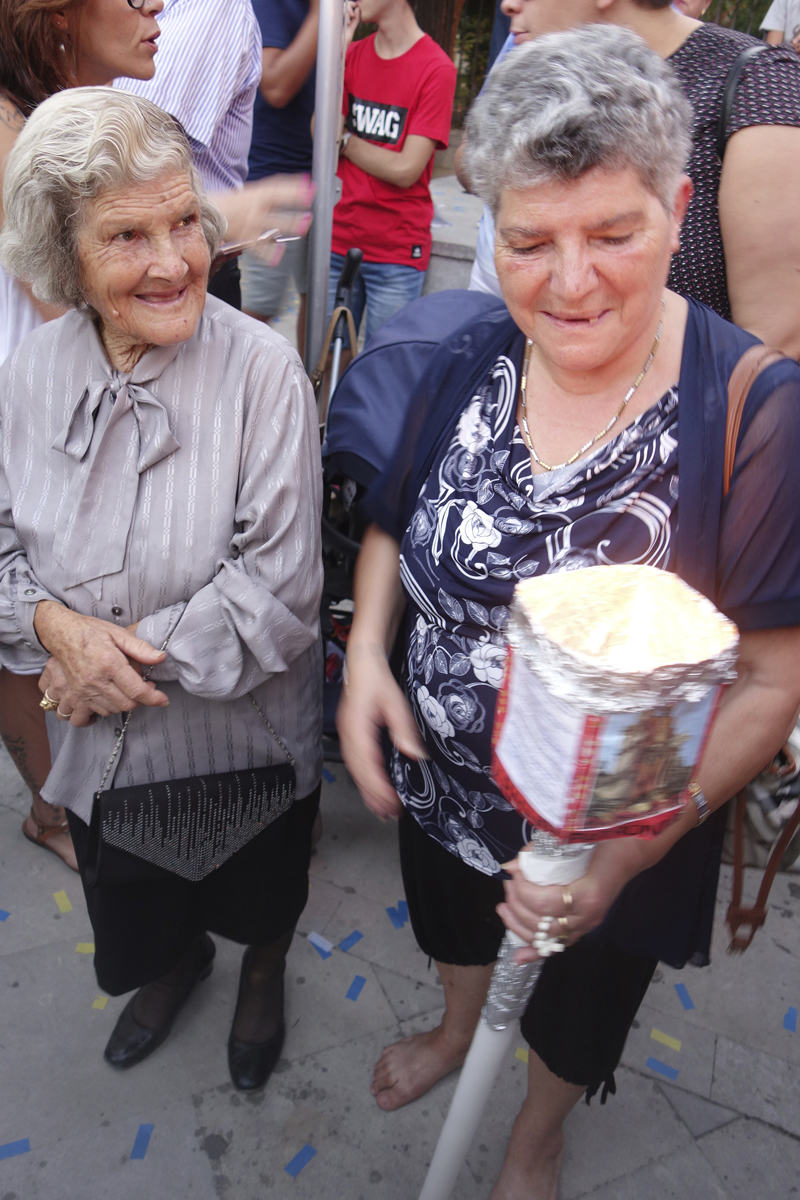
[1,740,799,1200]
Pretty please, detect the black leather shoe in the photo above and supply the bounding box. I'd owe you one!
[228,950,286,1092]
[103,933,215,1070]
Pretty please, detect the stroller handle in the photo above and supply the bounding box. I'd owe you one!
[335,247,364,305]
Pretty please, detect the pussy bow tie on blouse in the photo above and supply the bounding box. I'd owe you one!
[52,377,180,589]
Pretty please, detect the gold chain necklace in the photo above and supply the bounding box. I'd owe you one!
[520,299,666,472]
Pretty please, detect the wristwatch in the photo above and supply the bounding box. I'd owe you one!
[688,782,710,825]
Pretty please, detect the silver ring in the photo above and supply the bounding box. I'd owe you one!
[55,707,72,721]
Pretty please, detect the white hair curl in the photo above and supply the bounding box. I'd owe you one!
[0,87,227,308]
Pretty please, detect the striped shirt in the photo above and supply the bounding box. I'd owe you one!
[0,296,323,820]
[115,0,262,192]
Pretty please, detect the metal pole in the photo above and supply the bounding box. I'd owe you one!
[305,0,346,383]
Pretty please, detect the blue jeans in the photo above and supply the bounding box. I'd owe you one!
[327,252,425,349]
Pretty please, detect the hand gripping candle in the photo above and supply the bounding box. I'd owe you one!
[419,566,738,1200]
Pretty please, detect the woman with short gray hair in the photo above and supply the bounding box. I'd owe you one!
[463,24,692,215]
[0,87,323,1094]
[338,26,800,1196]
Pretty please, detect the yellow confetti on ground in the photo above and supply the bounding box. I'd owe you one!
[53,890,72,914]
[92,996,108,1010]
[76,942,95,954]
[515,1047,529,1064]
[651,1028,682,1052]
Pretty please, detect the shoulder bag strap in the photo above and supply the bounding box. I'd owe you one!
[724,342,792,950]
[716,44,766,164]
[723,344,786,496]
[728,791,800,952]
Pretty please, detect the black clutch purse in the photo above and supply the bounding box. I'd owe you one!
[85,693,296,888]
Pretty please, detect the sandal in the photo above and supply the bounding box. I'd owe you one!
[22,810,79,872]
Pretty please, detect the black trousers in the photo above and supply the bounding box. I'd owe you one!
[68,785,320,995]
[399,809,656,1097]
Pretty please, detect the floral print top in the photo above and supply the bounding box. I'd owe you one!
[391,350,680,875]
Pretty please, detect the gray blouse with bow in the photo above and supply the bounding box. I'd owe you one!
[0,295,323,821]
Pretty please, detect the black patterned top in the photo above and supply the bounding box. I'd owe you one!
[392,350,680,875]
[667,24,800,319]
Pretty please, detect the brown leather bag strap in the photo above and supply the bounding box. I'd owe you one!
[723,345,786,495]
[723,342,788,951]
[727,787,800,953]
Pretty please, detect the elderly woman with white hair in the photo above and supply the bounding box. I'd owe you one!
[0,87,322,1093]
[337,26,800,1197]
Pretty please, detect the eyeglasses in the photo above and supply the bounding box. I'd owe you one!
[126,0,146,8]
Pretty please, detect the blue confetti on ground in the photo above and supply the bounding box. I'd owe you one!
[308,932,333,960]
[285,1145,317,1177]
[346,975,367,1001]
[646,1057,679,1081]
[0,1139,30,1161]
[386,906,405,929]
[0,909,9,921]
[784,1007,798,1032]
[338,930,363,952]
[398,900,409,922]
[674,983,695,1011]
[322,767,336,783]
[130,1124,154,1160]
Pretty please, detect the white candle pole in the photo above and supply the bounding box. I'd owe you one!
[418,838,595,1200]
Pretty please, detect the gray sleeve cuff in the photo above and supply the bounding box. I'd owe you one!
[136,602,188,681]
[16,580,62,657]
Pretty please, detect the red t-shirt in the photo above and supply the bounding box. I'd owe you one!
[331,33,457,270]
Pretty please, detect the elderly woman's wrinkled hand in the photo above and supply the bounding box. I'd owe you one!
[34,601,168,727]
[337,648,428,822]
[497,837,654,964]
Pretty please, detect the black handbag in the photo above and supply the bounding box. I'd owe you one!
[85,691,296,888]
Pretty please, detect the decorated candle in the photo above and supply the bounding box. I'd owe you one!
[492,565,739,841]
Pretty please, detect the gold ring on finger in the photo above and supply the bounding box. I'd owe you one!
[557,916,570,941]
[39,689,59,712]
[56,707,72,721]
[562,886,573,916]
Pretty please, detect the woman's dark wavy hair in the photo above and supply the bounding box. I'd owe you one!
[0,0,83,116]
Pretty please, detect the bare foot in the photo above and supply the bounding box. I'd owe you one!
[371,1026,469,1111]
[22,811,78,872]
[489,1135,563,1200]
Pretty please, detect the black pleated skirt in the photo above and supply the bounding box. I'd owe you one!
[68,785,320,996]
[399,808,656,1096]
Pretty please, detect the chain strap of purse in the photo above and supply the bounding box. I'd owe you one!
[97,629,294,793]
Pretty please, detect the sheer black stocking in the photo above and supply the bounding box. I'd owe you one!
[233,929,294,1044]
[131,935,209,1032]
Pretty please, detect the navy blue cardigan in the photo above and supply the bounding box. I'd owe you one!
[365,296,800,967]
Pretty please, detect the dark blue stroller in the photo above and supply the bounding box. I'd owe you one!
[319,288,506,756]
